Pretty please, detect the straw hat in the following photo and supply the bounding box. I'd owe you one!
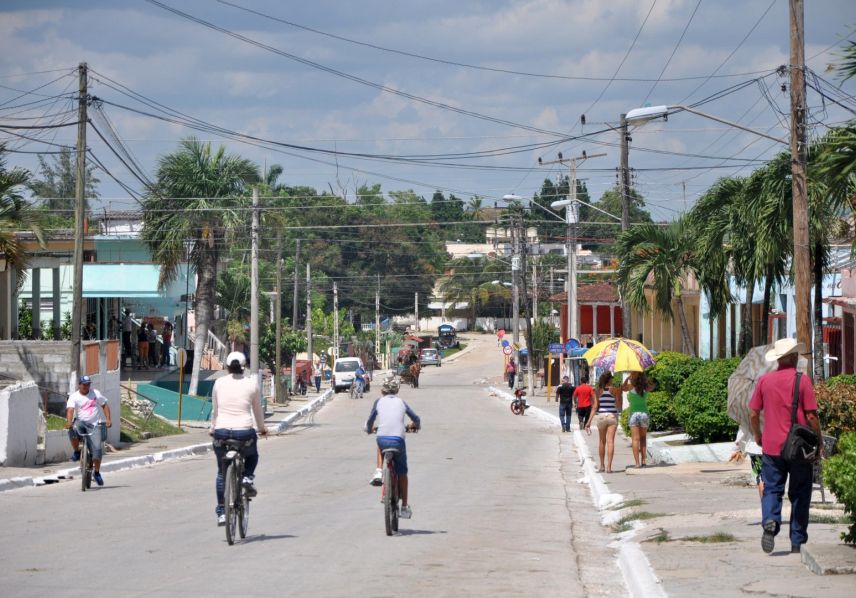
[764,338,805,362]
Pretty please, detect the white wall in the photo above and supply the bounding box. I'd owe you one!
[0,382,41,466]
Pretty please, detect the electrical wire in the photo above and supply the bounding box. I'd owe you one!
[641,0,702,105]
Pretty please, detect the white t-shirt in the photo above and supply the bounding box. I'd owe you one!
[67,389,108,424]
[211,374,265,430]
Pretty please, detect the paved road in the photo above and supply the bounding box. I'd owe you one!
[0,336,621,597]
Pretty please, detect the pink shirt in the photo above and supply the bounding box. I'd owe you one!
[748,366,817,456]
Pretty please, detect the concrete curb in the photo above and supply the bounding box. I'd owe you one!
[487,386,666,598]
[1,389,337,492]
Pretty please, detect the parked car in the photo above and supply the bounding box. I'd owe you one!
[332,357,371,393]
[420,348,441,367]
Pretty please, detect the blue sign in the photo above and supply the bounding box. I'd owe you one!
[519,347,528,356]
[501,340,510,347]
[564,338,580,353]
[548,343,564,354]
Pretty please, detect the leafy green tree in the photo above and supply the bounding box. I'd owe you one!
[616,216,699,356]
[1,146,44,290]
[260,323,306,373]
[29,147,99,213]
[141,138,260,395]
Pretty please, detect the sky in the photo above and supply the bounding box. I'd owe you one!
[1,0,855,221]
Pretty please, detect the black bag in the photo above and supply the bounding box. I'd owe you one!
[780,372,819,464]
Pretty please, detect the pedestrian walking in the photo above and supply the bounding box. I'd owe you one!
[147,323,159,367]
[749,338,823,555]
[119,308,135,368]
[573,375,596,430]
[506,358,517,389]
[136,323,149,370]
[585,371,622,473]
[160,322,173,367]
[313,361,322,393]
[626,372,653,468]
[555,376,575,432]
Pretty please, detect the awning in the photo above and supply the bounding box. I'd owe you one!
[83,264,163,298]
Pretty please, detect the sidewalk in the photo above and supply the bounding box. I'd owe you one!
[0,391,330,492]
[492,376,856,597]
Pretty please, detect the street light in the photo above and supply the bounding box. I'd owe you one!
[625,104,787,144]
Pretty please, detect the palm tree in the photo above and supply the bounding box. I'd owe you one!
[0,145,44,288]
[616,216,699,357]
[141,138,259,395]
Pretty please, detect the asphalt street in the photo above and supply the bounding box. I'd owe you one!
[1,336,620,597]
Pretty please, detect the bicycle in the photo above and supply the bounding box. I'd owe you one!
[75,424,95,492]
[219,438,254,545]
[377,425,417,536]
[350,378,364,400]
[510,388,530,416]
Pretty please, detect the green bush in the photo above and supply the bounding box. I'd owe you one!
[824,432,856,544]
[815,382,856,440]
[673,357,741,443]
[647,391,679,432]
[647,351,706,397]
[825,374,856,388]
[620,408,630,435]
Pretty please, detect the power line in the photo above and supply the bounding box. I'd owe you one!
[642,0,702,105]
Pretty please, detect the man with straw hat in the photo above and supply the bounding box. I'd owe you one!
[749,338,823,555]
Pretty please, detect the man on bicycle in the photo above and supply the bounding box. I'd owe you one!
[65,375,112,486]
[354,364,368,397]
[211,352,268,526]
[365,376,420,518]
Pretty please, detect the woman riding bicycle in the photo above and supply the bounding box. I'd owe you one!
[211,351,268,526]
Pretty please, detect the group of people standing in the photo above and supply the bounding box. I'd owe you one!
[554,370,653,473]
[119,308,173,369]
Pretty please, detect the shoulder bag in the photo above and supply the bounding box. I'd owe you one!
[780,372,819,464]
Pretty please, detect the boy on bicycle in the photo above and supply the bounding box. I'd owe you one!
[354,364,368,397]
[365,376,420,518]
[66,375,112,486]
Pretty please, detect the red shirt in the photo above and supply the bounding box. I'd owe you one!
[748,366,817,457]
[573,384,595,408]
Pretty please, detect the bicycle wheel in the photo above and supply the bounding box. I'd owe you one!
[510,400,522,415]
[350,383,357,400]
[391,470,399,533]
[383,455,394,536]
[238,483,250,539]
[80,438,90,492]
[224,462,239,545]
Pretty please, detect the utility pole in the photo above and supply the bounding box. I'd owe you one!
[333,281,339,359]
[291,239,300,393]
[250,188,259,375]
[70,62,87,388]
[550,266,555,327]
[790,0,812,372]
[375,274,381,364]
[306,263,312,367]
[532,260,538,327]
[511,217,521,349]
[620,113,632,340]
[414,292,419,332]
[274,232,282,403]
[520,226,535,398]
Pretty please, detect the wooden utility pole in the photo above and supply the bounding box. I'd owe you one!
[250,188,259,375]
[70,62,87,387]
[333,281,339,358]
[619,113,632,340]
[291,239,300,393]
[414,292,419,332]
[274,232,282,403]
[375,274,380,364]
[306,263,312,366]
[789,0,812,372]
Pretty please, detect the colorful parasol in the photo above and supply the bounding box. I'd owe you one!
[583,337,655,372]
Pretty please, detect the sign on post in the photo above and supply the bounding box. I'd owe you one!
[548,343,564,355]
[502,345,512,355]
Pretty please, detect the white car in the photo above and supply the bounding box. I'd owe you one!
[332,357,371,393]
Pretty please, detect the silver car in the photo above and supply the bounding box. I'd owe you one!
[420,348,441,367]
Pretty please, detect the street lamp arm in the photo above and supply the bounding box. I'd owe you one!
[670,105,787,145]
[626,104,786,145]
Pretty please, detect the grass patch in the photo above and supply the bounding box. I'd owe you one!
[45,414,67,431]
[120,403,183,443]
[611,511,666,533]
[809,513,851,524]
[682,532,737,543]
[644,528,672,543]
[609,498,647,510]
[441,343,467,358]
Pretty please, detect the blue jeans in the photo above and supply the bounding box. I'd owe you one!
[377,436,408,475]
[68,420,105,460]
[559,402,573,431]
[213,428,259,513]
[761,454,814,546]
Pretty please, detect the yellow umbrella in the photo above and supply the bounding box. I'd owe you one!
[583,337,655,372]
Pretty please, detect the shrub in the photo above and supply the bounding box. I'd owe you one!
[824,432,856,544]
[647,391,679,432]
[647,351,706,397]
[673,357,741,443]
[815,383,856,440]
[825,374,856,388]
[620,408,630,435]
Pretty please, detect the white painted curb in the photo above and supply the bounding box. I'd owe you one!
[2,389,337,492]
[487,386,666,598]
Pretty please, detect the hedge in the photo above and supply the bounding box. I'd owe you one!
[825,432,856,545]
[673,357,741,443]
[647,351,706,397]
[825,374,856,388]
[618,390,678,435]
[815,382,856,440]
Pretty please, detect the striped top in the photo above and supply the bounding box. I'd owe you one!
[597,390,618,414]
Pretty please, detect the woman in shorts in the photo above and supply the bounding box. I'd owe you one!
[585,371,623,473]
[626,372,654,468]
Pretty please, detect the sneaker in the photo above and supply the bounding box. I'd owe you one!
[242,476,257,498]
[217,513,226,526]
[71,450,81,462]
[762,520,777,554]
[399,505,412,519]
[370,468,383,486]
[93,472,104,486]
[791,544,801,554]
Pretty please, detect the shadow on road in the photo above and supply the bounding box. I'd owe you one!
[240,533,297,544]
[396,529,447,536]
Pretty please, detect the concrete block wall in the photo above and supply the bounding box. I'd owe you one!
[0,382,41,466]
[45,429,72,462]
[0,341,74,408]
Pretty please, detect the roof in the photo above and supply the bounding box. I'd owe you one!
[549,282,619,304]
[82,264,163,298]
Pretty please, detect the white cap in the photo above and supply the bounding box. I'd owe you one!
[225,351,247,367]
